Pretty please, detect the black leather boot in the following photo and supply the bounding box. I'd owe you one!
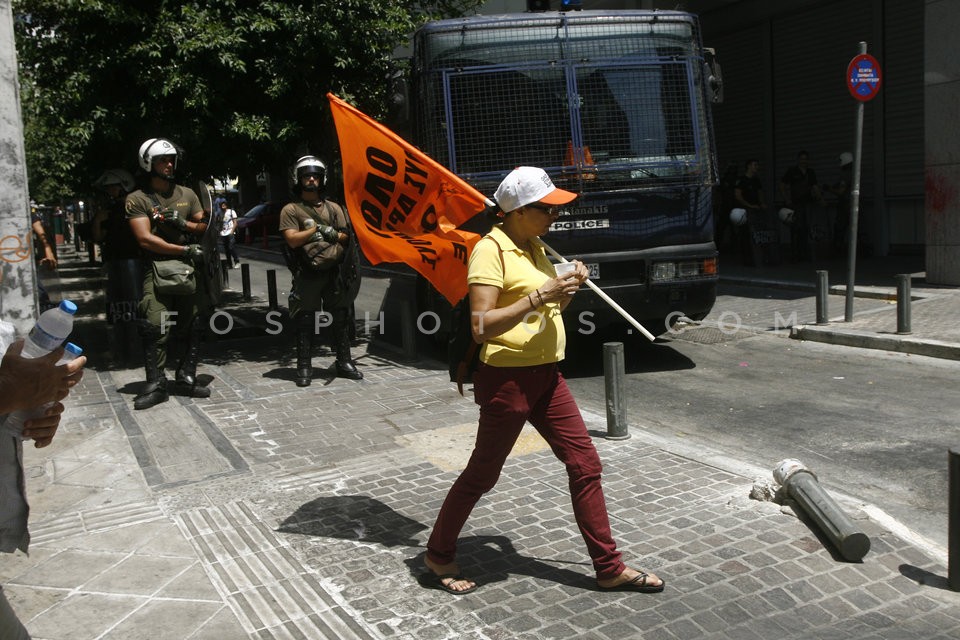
[295,314,313,387]
[174,318,211,398]
[332,310,362,380]
[134,327,169,410]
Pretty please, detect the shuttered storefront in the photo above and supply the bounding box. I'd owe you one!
[702,0,924,251]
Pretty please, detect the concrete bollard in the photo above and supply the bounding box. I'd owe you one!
[266,269,278,310]
[602,342,630,440]
[399,299,417,360]
[774,459,870,562]
[815,270,829,324]
[241,264,251,301]
[896,274,912,335]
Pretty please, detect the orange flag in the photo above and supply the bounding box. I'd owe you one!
[327,93,487,305]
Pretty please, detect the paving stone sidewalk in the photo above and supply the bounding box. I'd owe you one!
[2,247,958,639]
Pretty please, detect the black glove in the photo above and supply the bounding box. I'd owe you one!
[183,244,203,263]
[312,225,339,243]
[159,207,189,231]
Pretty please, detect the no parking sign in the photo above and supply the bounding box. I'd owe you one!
[847,53,882,102]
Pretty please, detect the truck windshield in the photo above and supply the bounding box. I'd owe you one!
[414,15,711,194]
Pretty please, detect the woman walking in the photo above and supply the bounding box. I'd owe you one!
[421,167,664,596]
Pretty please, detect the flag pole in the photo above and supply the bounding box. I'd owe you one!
[480,198,656,341]
[540,240,657,342]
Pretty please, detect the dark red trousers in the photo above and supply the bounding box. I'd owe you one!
[426,362,626,580]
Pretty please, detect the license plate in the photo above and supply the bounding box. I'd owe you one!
[586,263,600,279]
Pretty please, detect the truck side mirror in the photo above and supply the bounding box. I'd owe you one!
[703,47,724,104]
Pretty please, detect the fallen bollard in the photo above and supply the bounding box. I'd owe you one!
[773,459,870,562]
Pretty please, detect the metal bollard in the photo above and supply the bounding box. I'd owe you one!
[815,270,829,325]
[266,269,278,310]
[399,299,417,360]
[896,274,912,335]
[950,448,960,591]
[774,459,870,562]
[602,342,630,440]
[241,264,251,301]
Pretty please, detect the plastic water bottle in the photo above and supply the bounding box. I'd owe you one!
[2,342,83,438]
[22,300,77,358]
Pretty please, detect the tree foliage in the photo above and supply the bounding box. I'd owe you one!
[13,0,485,202]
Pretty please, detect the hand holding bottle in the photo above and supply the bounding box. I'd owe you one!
[1,342,85,441]
[0,341,84,412]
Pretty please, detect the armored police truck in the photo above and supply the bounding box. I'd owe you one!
[409,9,721,337]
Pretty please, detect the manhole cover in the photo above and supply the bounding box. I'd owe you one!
[665,325,748,344]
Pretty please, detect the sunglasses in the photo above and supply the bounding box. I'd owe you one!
[526,203,560,215]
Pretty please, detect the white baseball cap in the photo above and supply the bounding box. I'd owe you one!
[494,166,577,213]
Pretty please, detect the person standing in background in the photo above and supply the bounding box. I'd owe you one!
[218,200,240,269]
[734,158,766,267]
[92,169,142,367]
[825,152,854,257]
[780,150,824,262]
[30,208,57,310]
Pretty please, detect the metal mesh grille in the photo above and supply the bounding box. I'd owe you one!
[413,12,714,197]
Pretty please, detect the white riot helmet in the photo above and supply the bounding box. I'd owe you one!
[138,138,178,173]
[93,169,135,193]
[839,152,853,167]
[294,155,326,191]
[778,207,796,225]
[729,208,747,226]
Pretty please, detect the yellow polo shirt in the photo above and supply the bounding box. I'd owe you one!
[468,226,565,367]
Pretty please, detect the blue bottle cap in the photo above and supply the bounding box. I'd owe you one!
[59,300,78,315]
[64,342,83,357]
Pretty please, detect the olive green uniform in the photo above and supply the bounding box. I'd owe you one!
[125,185,207,373]
[278,199,359,317]
[279,198,362,381]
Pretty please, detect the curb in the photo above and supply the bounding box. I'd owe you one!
[791,324,960,360]
[720,275,911,301]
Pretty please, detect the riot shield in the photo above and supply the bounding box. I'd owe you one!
[198,181,225,306]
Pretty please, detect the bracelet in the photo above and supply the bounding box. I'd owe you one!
[528,293,536,309]
[535,289,545,306]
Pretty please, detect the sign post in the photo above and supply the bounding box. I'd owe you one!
[844,43,881,321]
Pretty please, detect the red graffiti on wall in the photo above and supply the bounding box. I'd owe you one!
[925,169,958,214]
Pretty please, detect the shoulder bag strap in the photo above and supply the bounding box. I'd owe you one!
[455,235,505,396]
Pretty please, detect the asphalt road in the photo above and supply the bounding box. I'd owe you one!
[562,327,959,556]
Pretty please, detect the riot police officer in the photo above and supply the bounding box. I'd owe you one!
[92,168,142,367]
[279,155,362,385]
[126,138,211,409]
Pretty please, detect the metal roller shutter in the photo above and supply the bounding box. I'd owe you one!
[882,0,923,197]
[771,0,876,198]
[709,25,767,176]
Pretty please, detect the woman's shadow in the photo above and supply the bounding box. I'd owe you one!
[277,495,594,590]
